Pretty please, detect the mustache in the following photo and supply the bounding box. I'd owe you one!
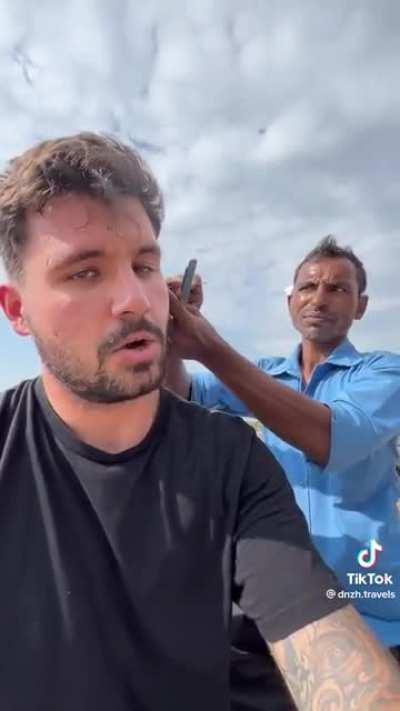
[98,317,165,362]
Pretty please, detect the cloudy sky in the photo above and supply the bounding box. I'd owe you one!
[0,0,399,389]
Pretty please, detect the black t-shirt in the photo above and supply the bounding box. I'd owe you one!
[0,379,344,710]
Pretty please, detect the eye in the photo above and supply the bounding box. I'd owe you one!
[134,264,157,275]
[70,268,99,281]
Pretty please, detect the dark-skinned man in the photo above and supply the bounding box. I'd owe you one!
[166,236,400,707]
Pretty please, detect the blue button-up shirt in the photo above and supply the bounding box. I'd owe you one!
[191,339,400,646]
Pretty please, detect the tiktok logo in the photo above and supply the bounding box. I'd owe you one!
[357,539,383,569]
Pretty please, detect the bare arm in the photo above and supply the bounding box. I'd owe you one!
[168,290,330,465]
[270,605,400,710]
[164,274,203,400]
[163,350,191,399]
[201,334,330,466]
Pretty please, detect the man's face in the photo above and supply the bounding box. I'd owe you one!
[7,193,170,403]
[288,257,367,346]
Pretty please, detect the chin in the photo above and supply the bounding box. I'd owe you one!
[54,359,166,405]
[121,361,165,393]
[306,332,341,345]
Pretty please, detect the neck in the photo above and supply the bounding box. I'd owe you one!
[41,372,160,453]
[300,338,344,383]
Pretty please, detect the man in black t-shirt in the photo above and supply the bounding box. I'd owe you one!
[0,133,399,711]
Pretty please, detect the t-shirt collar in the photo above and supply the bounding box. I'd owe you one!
[267,338,363,377]
[33,378,170,463]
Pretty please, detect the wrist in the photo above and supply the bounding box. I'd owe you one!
[198,329,230,369]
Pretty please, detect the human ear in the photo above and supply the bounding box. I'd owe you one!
[355,294,368,320]
[0,284,31,336]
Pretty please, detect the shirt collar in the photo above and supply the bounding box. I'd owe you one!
[268,338,363,377]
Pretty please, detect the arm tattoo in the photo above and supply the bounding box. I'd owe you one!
[270,606,400,710]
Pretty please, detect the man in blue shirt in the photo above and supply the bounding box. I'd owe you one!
[166,236,400,656]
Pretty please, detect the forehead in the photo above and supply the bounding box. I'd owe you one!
[24,193,156,259]
[295,257,358,284]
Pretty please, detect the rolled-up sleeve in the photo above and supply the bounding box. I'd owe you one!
[324,355,400,473]
[190,369,250,416]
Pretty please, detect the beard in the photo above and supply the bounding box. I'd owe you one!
[31,317,167,404]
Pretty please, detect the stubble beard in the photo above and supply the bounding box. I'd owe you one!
[31,321,167,404]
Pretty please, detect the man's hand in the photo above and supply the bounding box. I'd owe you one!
[166,273,204,309]
[168,289,222,362]
[164,274,222,398]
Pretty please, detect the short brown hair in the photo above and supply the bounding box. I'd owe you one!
[0,132,164,278]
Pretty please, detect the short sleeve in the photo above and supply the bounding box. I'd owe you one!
[233,434,346,643]
[190,369,250,416]
[324,354,400,473]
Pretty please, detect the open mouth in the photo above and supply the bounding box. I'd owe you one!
[122,338,151,350]
[112,329,160,352]
[109,331,160,361]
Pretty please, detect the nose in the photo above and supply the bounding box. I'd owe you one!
[110,269,151,319]
[310,283,328,309]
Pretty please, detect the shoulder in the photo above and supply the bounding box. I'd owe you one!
[255,356,287,373]
[164,388,255,445]
[162,389,259,477]
[164,389,286,476]
[162,390,284,513]
[0,379,35,416]
[354,350,400,374]
[0,379,36,452]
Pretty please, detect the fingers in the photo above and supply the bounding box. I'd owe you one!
[166,274,202,287]
[189,275,203,307]
[168,288,191,321]
[166,274,203,308]
[166,277,182,299]
[168,288,182,315]
[168,289,199,320]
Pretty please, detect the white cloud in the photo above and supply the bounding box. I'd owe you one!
[0,0,399,388]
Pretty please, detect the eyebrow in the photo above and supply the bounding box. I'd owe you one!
[297,278,352,288]
[50,243,162,272]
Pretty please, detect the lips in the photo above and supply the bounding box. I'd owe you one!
[301,313,335,328]
[114,332,157,352]
[303,312,331,321]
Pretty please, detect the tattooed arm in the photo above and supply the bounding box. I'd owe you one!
[270,605,400,710]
